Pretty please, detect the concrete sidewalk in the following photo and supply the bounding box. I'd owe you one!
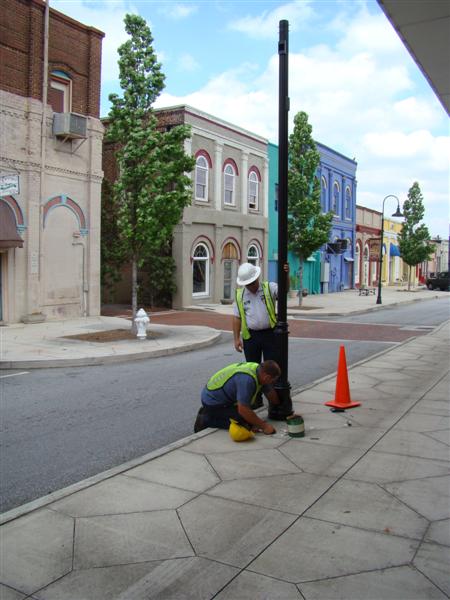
[186,285,446,316]
[1,322,449,599]
[0,316,221,369]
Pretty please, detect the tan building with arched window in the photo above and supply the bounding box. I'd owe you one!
[103,105,269,309]
[0,0,104,324]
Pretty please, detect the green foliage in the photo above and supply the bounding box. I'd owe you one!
[140,253,176,308]
[104,14,195,311]
[398,182,434,268]
[101,178,126,292]
[287,111,333,264]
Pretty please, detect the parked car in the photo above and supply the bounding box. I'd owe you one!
[426,271,449,291]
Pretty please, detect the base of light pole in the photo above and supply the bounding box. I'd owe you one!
[376,295,382,305]
[269,383,293,420]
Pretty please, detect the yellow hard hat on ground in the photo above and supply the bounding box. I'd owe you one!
[229,419,254,442]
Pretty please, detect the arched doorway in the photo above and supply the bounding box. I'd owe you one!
[222,241,239,300]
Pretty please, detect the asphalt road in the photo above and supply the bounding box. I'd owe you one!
[1,298,448,513]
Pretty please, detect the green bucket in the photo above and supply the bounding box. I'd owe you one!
[286,414,305,438]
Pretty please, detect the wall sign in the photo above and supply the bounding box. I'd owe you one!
[0,174,20,196]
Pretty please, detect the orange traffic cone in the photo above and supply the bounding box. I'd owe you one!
[325,345,361,410]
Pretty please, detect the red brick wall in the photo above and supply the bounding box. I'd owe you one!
[0,0,104,117]
[102,110,187,183]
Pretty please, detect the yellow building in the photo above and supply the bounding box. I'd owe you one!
[382,218,416,286]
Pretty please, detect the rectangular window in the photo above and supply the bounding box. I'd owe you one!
[274,183,279,211]
[224,175,234,205]
[195,169,207,200]
[49,78,71,113]
[248,181,258,209]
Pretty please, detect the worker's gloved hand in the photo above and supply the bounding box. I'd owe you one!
[262,422,276,435]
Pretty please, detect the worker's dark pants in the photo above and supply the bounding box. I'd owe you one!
[243,329,279,409]
[243,328,278,364]
[194,404,248,432]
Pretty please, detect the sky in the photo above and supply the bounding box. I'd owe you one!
[53,0,449,238]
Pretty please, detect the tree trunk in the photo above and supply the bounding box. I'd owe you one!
[407,265,412,291]
[298,262,304,307]
[131,257,138,332]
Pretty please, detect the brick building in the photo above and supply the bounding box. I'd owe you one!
[103,105,270,309]
[355,205,382,288]
[0,0,104,323]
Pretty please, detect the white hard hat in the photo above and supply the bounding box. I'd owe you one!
[236,262,261,286]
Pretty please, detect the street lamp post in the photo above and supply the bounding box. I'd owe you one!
[376,195,403,305]
[270,19,293,420]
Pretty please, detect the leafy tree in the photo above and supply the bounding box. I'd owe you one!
[398,182,434,290]
[101,178,126,300]
[105,14,195,322]
[287,111,333,304]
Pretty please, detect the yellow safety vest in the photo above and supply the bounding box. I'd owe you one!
[206,362,261,407]
[235,281,277,340]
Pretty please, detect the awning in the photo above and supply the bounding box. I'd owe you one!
[344,257,354,262]
[0,202,23,248]
[390,243,401,257]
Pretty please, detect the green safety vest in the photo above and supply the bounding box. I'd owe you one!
[235,281,277,340]
[206,362,261,407]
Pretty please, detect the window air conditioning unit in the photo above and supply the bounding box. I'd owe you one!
[53,113,87,139]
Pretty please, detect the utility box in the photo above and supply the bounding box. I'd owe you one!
[320,262,330,282]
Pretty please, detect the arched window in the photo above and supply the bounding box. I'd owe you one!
[247,244,260,266]
[224,164,235,206]
[321,177,327,212]
[248,171,259,210]
[355,243,361,284]
[192,243,210,296]
[345,187,351,219]
[332,182,339,214]
[49,70,72,113]
[195,155,208,201]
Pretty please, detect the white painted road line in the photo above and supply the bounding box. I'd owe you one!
[0,371,30,379]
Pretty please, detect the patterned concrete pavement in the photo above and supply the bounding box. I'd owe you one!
[1,321,448,599]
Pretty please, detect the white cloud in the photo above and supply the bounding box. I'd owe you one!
[162,3,198,20]
[155,5,449,237]
[178,53,200,72]
[363,130,450,171]
[228,0,314,39]
[334,7,405,56]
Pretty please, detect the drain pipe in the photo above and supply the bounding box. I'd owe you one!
[72,233,87,317]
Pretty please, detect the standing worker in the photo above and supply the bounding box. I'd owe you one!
[233,262,289,363]
[193,360,281,435]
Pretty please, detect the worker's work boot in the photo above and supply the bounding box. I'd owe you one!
[194,407,208,433]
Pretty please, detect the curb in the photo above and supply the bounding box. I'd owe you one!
[0,330,222,369]
[287,293,444,318]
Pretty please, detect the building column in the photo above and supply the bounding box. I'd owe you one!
[241,150,248,215]
[263,157,269,218]
[23,167,45,322]
[214,141,223,211]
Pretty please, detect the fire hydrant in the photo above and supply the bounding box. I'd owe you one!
[134,308,150,340]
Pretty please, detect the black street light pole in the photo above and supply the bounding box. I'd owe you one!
[376,194,403,305]
[271,19,293,420]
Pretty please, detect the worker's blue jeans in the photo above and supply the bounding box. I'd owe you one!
[195,404,247,431]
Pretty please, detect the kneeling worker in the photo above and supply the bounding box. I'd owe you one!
[194,360,281,435]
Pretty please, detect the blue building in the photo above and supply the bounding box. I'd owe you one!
[268,141,357,293]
